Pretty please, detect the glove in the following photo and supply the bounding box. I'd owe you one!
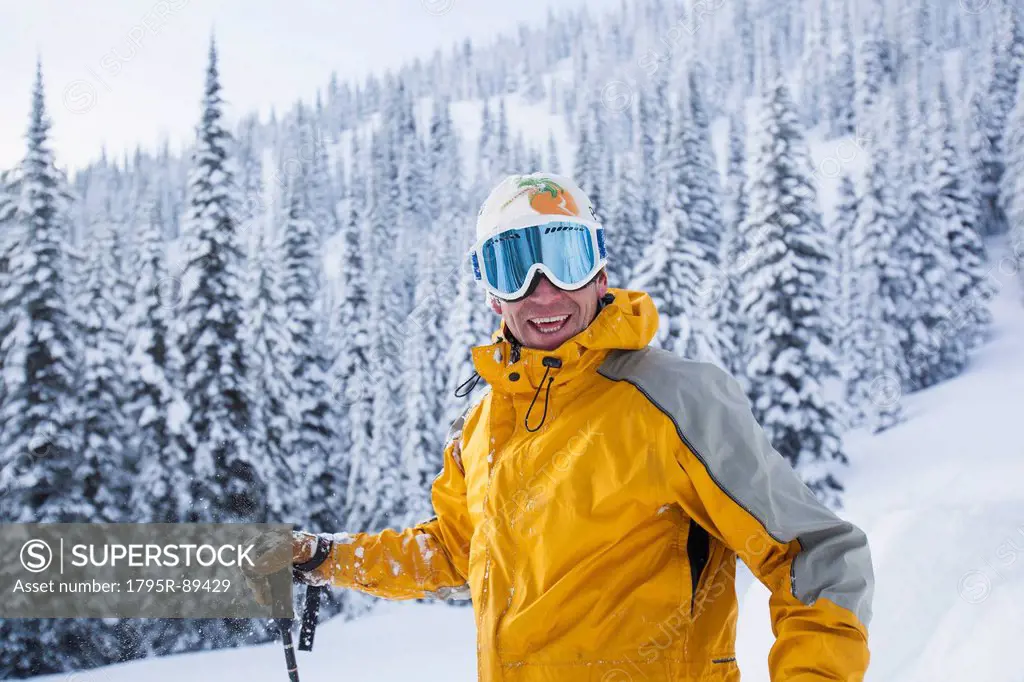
[241,530,321,606]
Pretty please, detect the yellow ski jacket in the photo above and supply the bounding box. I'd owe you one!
[299,288,873,681]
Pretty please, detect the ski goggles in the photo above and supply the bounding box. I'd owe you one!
[469,219,607,301]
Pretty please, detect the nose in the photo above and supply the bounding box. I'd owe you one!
[528,273,562,302]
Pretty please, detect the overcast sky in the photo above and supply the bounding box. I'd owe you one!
[0,0,616,172]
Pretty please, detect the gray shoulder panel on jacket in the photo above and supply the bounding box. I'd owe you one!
[597,347,874,627]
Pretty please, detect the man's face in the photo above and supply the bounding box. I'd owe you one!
[490,270,609,351]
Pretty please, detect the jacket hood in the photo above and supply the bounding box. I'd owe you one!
[470,287,659,395]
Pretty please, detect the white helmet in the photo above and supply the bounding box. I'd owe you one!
[475,172,601,244]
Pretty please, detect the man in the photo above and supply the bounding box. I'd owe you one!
[247,173,874,681]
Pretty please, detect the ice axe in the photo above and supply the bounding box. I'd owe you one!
[270,578,301,682]
[273,581,326,681]
[298,584,326,651]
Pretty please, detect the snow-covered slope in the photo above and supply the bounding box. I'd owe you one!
[33,241,1024,681]
[736,238,1024,681]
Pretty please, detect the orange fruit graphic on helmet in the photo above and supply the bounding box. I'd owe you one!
[504,177,581,217]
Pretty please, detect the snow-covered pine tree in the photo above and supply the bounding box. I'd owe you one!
[800,0,830,126]
[510,133,528,175]
[725,110,750,228]
[74,218,130,523]
[717,110,749,378]
[680,66,730,366]
[833,172,859,388]
[125,191,188,523]
[732,0,756,96]
[426,96,466,431]
[635,91,659,239]
[477,98,495,184]
[929,78,992,354]
[426,96,448,224]
[354,129,404,533]
[648,67,673,234]
[897,0,931,96]
[392,80,441,489]
[546,131,560,173]
[606,150,645,289]
[527,143,542,175]
[235,113,264,235]
[1005,74,1024,286]
[630,95,705,359]
[329,133,373,538]
[276,183,339,527]
[398,90,433,254]
[0,169,17,430]
[855,0,890,121]
[437,118,490,435]
[443,239,493,432]
[573,100,608,222]
[736,74,846,506]
[311,91,340,245]
[828,0,856,137]
[847,264,906,437]
[496,97,511,175]
[835,169,876,428]
[973,3,1024,236]
[845,137,905,433]
[243,214,293,523]
[893,119,962,392]
[0,62,80,524]
[517,55,546,104]
[175,39,264,523]
[399,246,441,526]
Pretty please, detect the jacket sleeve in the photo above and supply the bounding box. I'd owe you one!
[664,363,873,681]
[296,412,474,600]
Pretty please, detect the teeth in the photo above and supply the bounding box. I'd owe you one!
[529,314,569,334]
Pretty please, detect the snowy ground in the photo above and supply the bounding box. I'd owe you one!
[735,239,1024,681]
[34,239,1024,681]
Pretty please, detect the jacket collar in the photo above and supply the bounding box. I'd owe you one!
[470,288,659,394]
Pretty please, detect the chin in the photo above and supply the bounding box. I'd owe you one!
[526,326,577,351]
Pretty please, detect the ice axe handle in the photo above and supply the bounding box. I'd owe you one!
[298,585,325,651]
[268,570,300,682]
[276,618,300,682]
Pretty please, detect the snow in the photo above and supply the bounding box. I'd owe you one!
[737,239,1024,681]
[31,243,1024,680]
[34,602,477,682]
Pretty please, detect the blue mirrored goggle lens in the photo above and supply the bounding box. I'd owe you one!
[480,223,598,296]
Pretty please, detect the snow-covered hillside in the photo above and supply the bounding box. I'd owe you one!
[33,241,1024,681]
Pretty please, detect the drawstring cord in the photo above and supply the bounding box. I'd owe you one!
[454,334,520,399]
[454,371,481,397]
[525,357,561,432]
[454,292,614,419]
[523,292,611,427]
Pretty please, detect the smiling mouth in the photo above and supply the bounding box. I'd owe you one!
[528,314,570,335]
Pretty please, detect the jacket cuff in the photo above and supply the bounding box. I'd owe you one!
[293,534,333,574]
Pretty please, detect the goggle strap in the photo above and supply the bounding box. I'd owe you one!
[471,253,481,281]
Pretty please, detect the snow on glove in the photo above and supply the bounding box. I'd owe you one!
[240,530,319,607]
